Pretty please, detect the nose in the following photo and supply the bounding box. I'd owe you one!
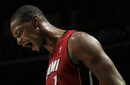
[17,38,22,45]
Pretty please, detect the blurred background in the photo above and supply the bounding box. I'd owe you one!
[0,0,130,85]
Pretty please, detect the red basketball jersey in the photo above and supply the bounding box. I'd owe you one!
[46,30,81,85]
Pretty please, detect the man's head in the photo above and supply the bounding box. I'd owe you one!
[10,5,47,23]
[10,5,46,52]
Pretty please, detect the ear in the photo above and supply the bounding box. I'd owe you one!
[32,16,38,28]
[32,16,42,29]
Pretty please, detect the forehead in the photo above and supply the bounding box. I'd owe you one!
[11,20,23,35]
[11,19,20,31]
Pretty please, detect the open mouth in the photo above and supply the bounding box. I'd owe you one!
[23,41,33,48]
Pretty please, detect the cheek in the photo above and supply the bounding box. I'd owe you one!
[21,32,30,40]
[23,30,35,39]
[25,30,43,45]
[29,34,42,44]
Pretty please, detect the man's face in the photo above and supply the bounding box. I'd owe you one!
[10,20,44,52]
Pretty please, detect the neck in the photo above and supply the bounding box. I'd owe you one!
[43,25,66,53]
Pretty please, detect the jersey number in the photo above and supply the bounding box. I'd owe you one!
[53,75,58,85]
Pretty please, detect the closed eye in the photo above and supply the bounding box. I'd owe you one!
[15,27,24,38]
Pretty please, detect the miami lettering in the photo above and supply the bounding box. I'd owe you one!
[46,59,60,77]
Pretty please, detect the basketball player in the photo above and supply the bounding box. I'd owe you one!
[10,5,126,85]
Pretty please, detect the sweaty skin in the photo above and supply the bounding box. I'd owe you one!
[68,32,126,85]
[10,5,126,85]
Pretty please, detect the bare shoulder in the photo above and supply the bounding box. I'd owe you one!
[68,31,126,85]
[68,31,102,51]
[69,31,100,44]
[68,31,104,64]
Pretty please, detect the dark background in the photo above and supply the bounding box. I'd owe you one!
[0,0,130,85]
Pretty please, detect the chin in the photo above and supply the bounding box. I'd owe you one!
[36,47,42,52]
[35,49,40,52]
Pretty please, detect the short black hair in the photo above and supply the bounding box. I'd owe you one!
[10,5,46,23]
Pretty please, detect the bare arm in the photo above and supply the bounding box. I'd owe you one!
[68,31,126,85]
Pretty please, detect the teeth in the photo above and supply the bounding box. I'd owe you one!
[23,41,30,47]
